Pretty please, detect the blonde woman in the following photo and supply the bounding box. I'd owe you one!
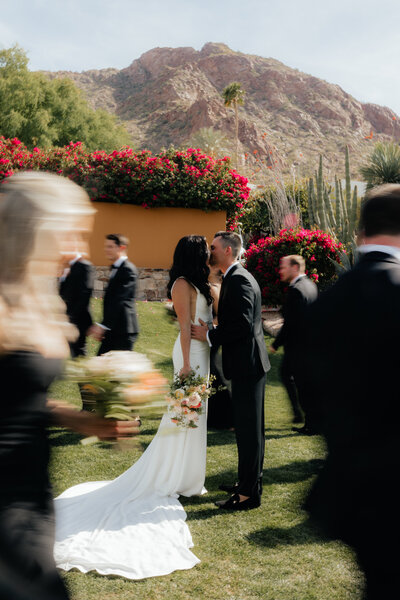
[0,172,137,600]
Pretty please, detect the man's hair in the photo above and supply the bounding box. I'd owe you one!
[106,233,129,247]
[284,255,305,273]
[360,184,400,237]
[214,231,242,259]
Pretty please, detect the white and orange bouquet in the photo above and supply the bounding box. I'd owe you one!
[65,351,167,443]
[166,370,214,429]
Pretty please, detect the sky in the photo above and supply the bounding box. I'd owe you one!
[1,0,400,114]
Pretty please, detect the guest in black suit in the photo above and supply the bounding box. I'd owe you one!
[270,255,318,432]
[192,231,270,510]
[89,234,139,354]
[304,184,400,600]
[59,253,94,358]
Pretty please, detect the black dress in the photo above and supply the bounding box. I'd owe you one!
[0,351,69,600]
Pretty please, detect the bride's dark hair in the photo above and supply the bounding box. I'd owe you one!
[167,235,213,305]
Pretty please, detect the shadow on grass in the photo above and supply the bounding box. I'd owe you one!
[49,428,82,446]
[247,518,331,548]
[264,459,324,485]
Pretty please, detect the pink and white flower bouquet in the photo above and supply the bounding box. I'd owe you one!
[166,370,214,429]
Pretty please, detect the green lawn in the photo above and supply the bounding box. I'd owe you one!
[49,300,364,600]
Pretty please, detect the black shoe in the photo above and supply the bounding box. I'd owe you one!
[292,425,317,435]
[292,415,303,424]
[215,493,261,511]
[218,482,239,494]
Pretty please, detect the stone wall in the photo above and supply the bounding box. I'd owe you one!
[94,267,169,301]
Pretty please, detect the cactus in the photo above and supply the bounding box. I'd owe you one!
[308,148,359,252]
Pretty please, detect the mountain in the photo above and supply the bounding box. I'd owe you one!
[44,42,400,178]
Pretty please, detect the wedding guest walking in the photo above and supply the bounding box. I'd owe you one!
[304,184,400,600]
[0,172,138,600]
[270,255,318,432]
[192,231,270,510]
[89,234,139,354]
[59,252,94,358]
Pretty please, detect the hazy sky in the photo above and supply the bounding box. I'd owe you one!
[1,0,399,114]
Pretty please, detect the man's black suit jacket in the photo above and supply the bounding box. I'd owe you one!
[272,275,318,358]
[102,260,139,336]
[304,251,400,543]
[209,263,270,380]
[59,259,94,337]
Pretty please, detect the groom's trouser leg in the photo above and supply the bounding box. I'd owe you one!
[231,372,266,498]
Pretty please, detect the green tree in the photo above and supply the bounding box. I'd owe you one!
[360,141,400,190]
[221,82,245,169]
[0,45,132,151]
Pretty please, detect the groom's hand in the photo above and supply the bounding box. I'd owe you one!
[191,318,208,342]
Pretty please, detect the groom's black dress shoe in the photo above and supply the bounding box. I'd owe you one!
[218,482,239,494]
[215,493,261,511]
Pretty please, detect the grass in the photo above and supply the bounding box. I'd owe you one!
[49,300,364,600]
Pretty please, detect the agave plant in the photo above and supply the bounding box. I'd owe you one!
[360,142,400,190]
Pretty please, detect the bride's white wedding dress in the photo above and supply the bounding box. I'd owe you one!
[54,281,211,580]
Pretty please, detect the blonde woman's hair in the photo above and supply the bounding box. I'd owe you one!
[0,171,96,356]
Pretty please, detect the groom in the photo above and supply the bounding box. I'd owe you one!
[192,231,270,510]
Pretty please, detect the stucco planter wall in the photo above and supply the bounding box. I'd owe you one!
[89,203,227,269]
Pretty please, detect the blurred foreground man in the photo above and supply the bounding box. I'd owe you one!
[305,184,400,600]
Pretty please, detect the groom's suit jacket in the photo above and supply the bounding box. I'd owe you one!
[209,263,270,380]
[304,250,400,545]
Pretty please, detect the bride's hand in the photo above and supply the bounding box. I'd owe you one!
[179,365,193,379]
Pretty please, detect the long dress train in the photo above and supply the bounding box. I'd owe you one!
[54,283,211,580]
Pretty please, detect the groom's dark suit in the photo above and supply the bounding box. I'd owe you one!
[304,250,400,599]
[59,259,94,357]
[98,259,139,355]
[209,263,270,500]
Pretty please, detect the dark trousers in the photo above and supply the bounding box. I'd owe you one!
[231,371,266,498]
[280,354,303,421]
[98,333,137,355]
[0,500,69,600]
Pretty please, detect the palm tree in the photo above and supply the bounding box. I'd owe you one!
[360,141,400,190]
[187,127,231,158]
[222,82,245,169]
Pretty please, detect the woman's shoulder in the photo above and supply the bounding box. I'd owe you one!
[171,277,197,295]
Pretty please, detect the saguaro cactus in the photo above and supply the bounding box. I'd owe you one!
[308,148,359,250]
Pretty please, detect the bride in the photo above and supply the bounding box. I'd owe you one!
[54,235,214,580]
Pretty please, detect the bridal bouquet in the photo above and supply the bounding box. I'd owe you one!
[65,351,167,443]
[166,370,214,429]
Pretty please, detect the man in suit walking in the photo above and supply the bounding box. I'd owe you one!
[89,234,139,354]
[270,255,318,433]
[192,231,270,510]
[304,184,400,599]
[59,252,94,358]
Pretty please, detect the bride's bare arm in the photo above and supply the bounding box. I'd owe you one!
[171,278,193,377]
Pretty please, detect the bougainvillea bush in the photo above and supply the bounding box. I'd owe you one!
[0,137,250,229]
[245,228,343,307]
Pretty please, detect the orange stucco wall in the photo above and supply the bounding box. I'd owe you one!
[89,203,227,268]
